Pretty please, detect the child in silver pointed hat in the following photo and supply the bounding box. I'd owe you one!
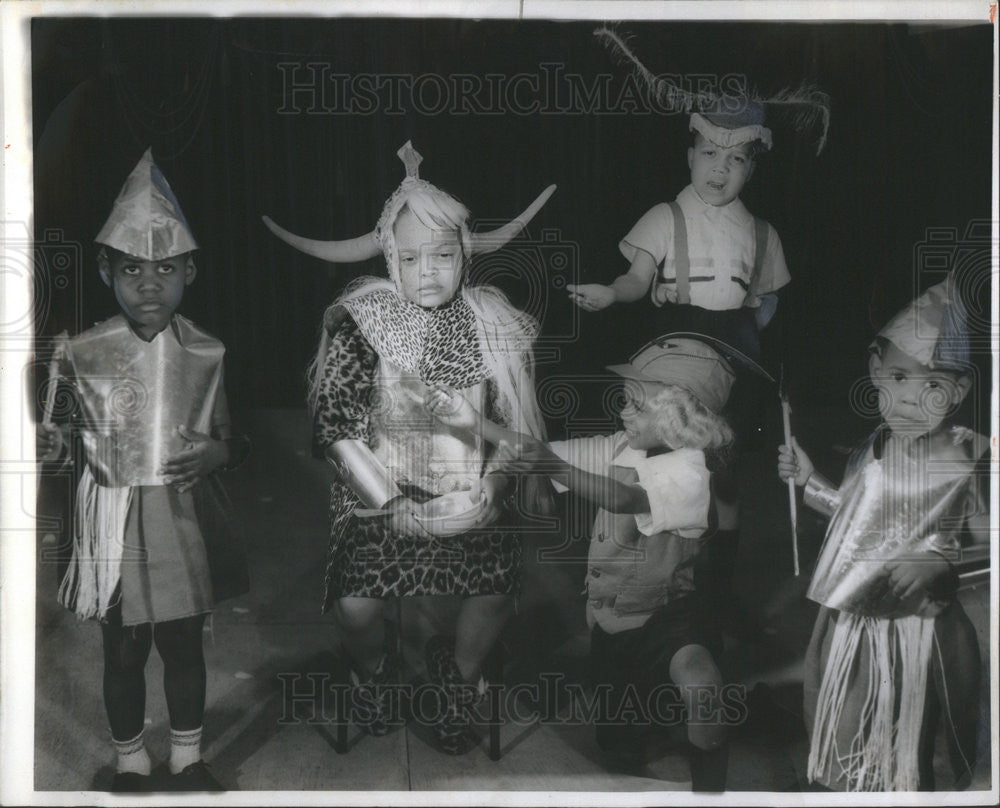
[778,274,987,790]
[567,97,789,361]
[36,149,247,792]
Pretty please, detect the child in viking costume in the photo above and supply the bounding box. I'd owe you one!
[778,276,987,790]
[36,150,248,792]
[428,335,742,791]
[262,142,554,755]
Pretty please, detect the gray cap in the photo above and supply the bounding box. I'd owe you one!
[608,336,736,413]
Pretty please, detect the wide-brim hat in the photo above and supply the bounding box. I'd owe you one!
[608,334,739,413]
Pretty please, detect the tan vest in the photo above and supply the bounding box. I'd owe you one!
[585,451,708,634]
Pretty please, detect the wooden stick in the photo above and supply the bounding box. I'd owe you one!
[780,395,800,576]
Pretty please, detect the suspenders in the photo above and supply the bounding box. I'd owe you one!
[668,201,692,304]
[665,201,768,306]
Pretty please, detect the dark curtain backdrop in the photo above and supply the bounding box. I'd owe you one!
[31,18,994,438]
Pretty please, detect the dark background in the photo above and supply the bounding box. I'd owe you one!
[31,17,994,440]
[27,17,996,790]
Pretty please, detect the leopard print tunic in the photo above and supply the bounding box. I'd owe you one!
[314,288,522,610]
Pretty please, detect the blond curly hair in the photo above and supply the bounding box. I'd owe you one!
[647,385,735,452]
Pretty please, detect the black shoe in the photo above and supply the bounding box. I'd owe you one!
[350,647,401,737]
[168,760,226,792]
[425,635,483,756]
[109,771,154,792]
[689,744,729,792]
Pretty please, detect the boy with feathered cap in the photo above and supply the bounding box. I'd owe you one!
[570,93,819,643]
[778,274,988,790]
[37,149,248,792]
[567,98,790,361]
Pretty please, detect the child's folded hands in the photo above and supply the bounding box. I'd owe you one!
[425,386,478,431]
[882,552,953,611]
[160,425,228,492]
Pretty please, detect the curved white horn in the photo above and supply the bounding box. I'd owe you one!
[468,185,557,255]
[262,215,380,263]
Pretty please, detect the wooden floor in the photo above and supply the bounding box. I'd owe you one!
[32,408,993,796]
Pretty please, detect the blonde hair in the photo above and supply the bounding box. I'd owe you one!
[647,385,734,452]
[373,179,472,285]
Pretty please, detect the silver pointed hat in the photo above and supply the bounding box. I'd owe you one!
[96,148,199,260]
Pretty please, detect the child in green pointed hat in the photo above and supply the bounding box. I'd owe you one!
[37,148,248,793]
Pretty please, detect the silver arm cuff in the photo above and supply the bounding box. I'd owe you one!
[803,471,840,517]
[327,439,402,509]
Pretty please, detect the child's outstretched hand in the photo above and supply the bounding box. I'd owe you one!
[496,435,556,476]
[425,386,479,432]
[36,423,64,463]
[777,437,814,487]
[161,426,227,493]
[566,284,616,312]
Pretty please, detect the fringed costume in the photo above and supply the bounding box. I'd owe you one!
[56,313,247,625]
[802,425,985,791]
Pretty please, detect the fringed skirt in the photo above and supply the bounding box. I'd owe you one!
[59,471,248,626]
[803,604,981,791]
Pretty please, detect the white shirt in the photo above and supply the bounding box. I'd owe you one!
[620,185,790,311]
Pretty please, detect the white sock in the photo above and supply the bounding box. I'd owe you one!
[169,726,202,774]
[113,730,152,775]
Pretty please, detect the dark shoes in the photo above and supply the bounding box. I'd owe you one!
[350,647,401,736]
[135,760,226,792]
[169,760,226,791]
[424,635,483,756]
[109,770,155,792]
[689,744,729,792]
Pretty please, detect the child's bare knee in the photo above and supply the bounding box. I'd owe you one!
[670,644,722,689]
[669,644,728,750]
[334,598,382,633]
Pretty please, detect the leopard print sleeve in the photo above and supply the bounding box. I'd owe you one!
[312,314,379,458]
